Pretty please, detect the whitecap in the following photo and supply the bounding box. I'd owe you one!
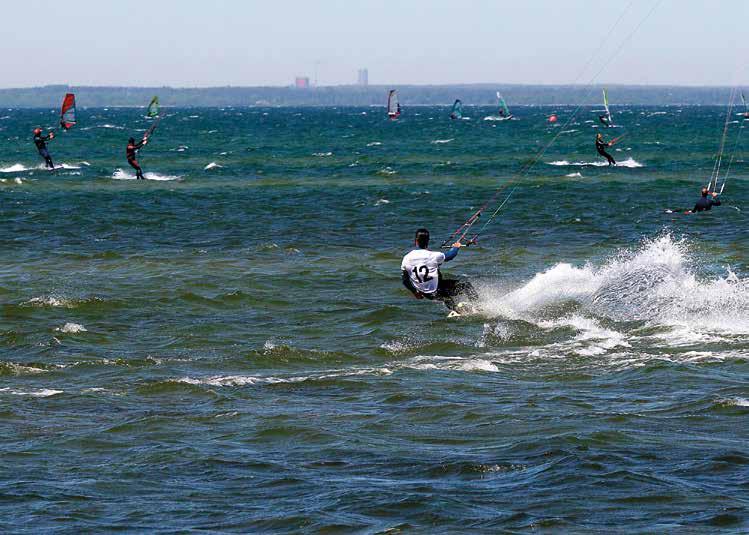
[547,157,643,168]
[0,388,63,397]
[56,323,87,334]
[112,169,181,181]
[0,164,29,173]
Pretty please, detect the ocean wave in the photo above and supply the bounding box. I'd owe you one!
[0,163,29,173]
[2,162,82,173]
[204,162,222,170]
[112,169,182,181]
[475,234,749,353]
[0,362,48,376]
[377,167,397,176]
[56,322,87,334]
[177,366,393,387]
[431,138,454,144]
[0,387,63,397]
[547,157,643,168]
[174,352,502,389]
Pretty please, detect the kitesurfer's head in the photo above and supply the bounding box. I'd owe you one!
[596,133,602,139]
[415,228,430,249]
[33,128,42,135]
[701,187,709,197]
[128,137,136,144]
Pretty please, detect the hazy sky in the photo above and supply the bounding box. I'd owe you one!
[3,0,746,88]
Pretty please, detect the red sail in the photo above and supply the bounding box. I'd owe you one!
[60,93,76,130]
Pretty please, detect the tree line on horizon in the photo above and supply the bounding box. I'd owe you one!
[0,84,738,108]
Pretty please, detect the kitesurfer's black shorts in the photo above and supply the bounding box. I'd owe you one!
[424,278,478,310]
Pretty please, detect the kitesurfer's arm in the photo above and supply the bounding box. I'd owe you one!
[711,193,721,206]
[444,242,463,262]
[136,139,147,150]
[402,269,423,299]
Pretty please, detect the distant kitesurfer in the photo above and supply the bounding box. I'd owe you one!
[33,128,55,169]
[401,228,478,313]
[686,187,721,214]
[127,137,147,180]
[595,133,616,166]
[598,114,611,127]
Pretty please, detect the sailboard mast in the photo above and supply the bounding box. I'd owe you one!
[143,96,162,141]
[497,92,511,118]
[602,88,613,125]
[450,99,463,120]
[387,90,400,119]
[59,93,76,130]
[146,96,160,119]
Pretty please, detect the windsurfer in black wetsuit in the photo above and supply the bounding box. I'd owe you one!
[686,187,721,214]
[33,128,55,169]
[127,137,147,179]
[595,133,616,166]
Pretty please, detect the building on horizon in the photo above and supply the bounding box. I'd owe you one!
[357,69,368,86]
[295,77,310,89]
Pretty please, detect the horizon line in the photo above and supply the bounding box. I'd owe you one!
[1,82,745,91]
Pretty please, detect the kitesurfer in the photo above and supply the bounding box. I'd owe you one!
[127,137,147,180]
[687,187,721,213]
[401,228,478,312]
[595,133,616,166]
[598,114,611,127]
[33,128,55,169]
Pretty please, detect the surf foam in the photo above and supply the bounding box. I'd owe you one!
[547,157,643,168]
[113,169,181,181]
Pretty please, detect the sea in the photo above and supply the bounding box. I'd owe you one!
[0,105,747,532]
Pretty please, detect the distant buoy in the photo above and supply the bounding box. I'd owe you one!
[548,114,558,123]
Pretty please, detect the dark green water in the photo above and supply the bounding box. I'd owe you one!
[1,106,748,532]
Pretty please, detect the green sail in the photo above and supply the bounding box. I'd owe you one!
[450,99,463,119]
[146,96,160,118]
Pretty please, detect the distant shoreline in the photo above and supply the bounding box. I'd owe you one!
[0,84,740,107]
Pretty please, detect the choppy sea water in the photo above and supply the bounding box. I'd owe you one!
[1,106,748,532]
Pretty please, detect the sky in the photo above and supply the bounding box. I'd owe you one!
[2,0,746,88]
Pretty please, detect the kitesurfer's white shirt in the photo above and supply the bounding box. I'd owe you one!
[401,249,445,294]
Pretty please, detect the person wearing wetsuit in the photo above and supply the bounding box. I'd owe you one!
[598,114,611,127]
[126,137,147,179]
[595,133,616,166]
[688,187,721,213]
[401,228,478,312]
[33,128,55,169]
